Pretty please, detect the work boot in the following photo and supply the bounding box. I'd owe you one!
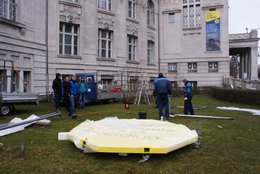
[71,114,78,119]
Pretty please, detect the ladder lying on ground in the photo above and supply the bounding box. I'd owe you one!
[134,81,150,105]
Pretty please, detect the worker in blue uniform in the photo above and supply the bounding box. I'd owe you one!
[153,73,172,120]
[183,79,194,115]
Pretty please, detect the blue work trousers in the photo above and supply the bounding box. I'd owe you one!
[157,94,169,119]
[69,95,76,116]
[184,98,194,115]
[54,92,61,110]
[78,92,86,108]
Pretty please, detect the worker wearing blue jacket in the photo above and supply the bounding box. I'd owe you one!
[69,75,78,118]
[183,79,194,115]
[153,73,172,120]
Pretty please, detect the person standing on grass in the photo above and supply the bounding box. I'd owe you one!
[52,73,62,112]
[78,77,88,109]
[69,75,78,118]
[63,76,71,115]
[183,79,194,115]
[153,73,172,121]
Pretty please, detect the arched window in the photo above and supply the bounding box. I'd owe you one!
[147,0,154,26]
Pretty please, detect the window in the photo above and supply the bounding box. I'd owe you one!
[169,13,175,23]
[147,0,154,26]
[171,81,178,88]
[0,70,5,92]
[98,29,112,58]
[128,35,137,61]
[188,62,197,72]
[69,0,80,2]
[149,77,156,90]
[147,40,154,64]
[59,22,79,55]
[11,70,19,92]
[183,0,201,28]
[128,0,136,19]
[129,77,138,91]
[168,63,177,73]
[23,71,30,92]
[98,0,111,11]
[208,62,218,72]
[101,75,113,85]
[0,0,16,21]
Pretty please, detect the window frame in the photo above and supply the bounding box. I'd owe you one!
[168,13,175,23]
[0,0,16,21]
[128,0,136,19]
[98,28,113,59]
[183,0,201,28]
[59,22,79,56]
[208,62,219,72]
[147,0,154,26]
[147,40,154,64]
[188,62,198,73]
[168,63,178,73]
[127,34,137,61]
[97,0,112,11]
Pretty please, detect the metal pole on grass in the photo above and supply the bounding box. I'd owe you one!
[170,114,233,120]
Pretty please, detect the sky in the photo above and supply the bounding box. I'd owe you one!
[229,0,260,34]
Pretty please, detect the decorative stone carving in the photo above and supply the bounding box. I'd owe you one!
[126,21,139,36]
[97,14,115,30]
[164,0,181,6]
[59,2,82,23]
[147,30,156,41]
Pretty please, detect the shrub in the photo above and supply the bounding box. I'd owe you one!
[211,87,260,105]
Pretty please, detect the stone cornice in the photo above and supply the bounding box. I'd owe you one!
[202,4,224,10]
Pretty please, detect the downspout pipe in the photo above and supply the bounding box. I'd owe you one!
[45,0,49,97]
[157,0,161,73]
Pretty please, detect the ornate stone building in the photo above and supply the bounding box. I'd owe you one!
[48,0,160,92]
[0,0,47,93]
[1,0,230,94]
[48,0,229,91]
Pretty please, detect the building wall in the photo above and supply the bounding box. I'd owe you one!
[48,0,229,90]
[160,0,229,87]
[229,30,259,80]
[1,0,230,94]
[0,0,47,93]
[48,0,159,90]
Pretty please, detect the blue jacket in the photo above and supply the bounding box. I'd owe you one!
[78,81,88,93]
[184,81,192,98]
[153,77,172,96]
[70,80,78,96]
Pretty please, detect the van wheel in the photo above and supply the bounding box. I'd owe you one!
[0,104,12,116]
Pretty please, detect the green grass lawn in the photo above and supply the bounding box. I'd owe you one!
[0,94,260,174]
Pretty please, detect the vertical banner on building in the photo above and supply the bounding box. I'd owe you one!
[206,9,221,51]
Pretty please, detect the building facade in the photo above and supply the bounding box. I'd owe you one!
[229,30,259,80]
[48,0,160,93]
[48,0,229,92]
[0,0,47,93]
[160,0,229,88]
[0,0,229,94]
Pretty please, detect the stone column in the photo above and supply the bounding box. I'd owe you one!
[241,53,244,79]
[251,46,258,80]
